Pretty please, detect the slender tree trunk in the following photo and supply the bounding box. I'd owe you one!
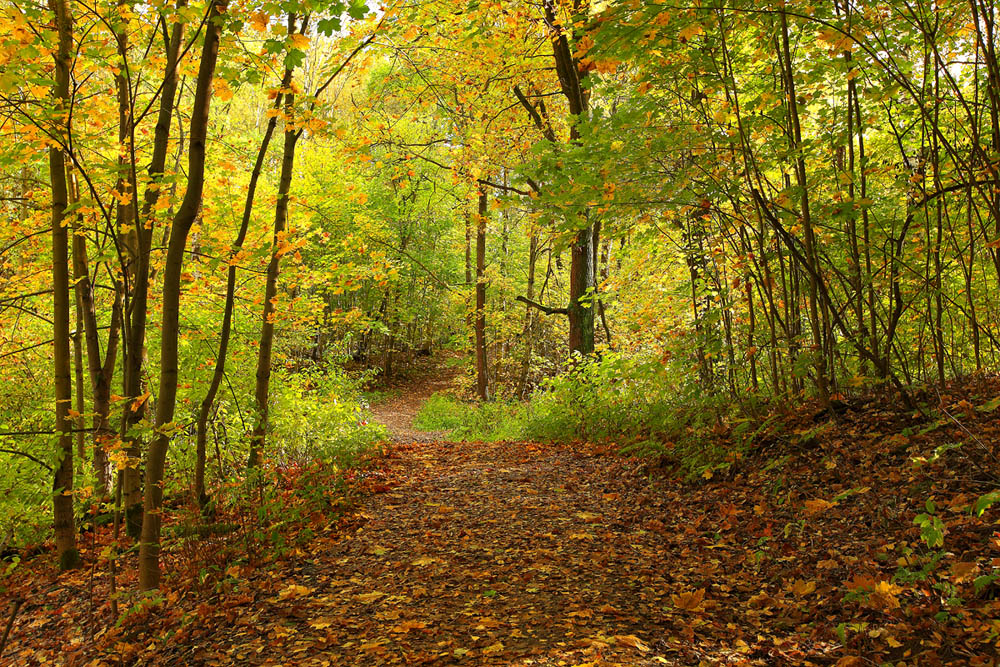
[68,170,119,497]
[249,51,301,468]
[122,7,186,538]
[73,294,85,467]
[475,190,489,401]
[48,0,78,571]
[779,9,830,406]
[517,231,538,398]
[139,0,225,591]
[195,67,292,505]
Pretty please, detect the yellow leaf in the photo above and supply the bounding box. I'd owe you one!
[355,592,385,604]
[391,620,427,633]
[132,391,151,411]
[250,11,269,32]
[308,617,333,629]
[671,588,706,611]
[411,556,437,566]
[482,642,504,655]
[614,634,651,652]
[790,579,816,597]
[278,584,313,600]
[678,23,704,42]
[213,79,233,102]
[803,498,835,515]
[290,33,310,50]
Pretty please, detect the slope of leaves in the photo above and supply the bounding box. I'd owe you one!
[3,378,1000,665]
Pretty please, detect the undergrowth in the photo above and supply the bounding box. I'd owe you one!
[414,351,771,478]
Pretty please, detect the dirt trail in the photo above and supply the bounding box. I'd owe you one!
[152,442,677,666]
[370,354,462,443]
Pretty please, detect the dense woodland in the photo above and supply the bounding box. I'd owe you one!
[3,0,1000,663]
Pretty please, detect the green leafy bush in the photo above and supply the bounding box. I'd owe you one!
[269,366,387,467]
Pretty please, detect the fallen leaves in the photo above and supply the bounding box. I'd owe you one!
[10,380,1000,666]
[671,587,706,612]
[278,584,313,600]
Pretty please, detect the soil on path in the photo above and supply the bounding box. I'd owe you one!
[370,353,463,443]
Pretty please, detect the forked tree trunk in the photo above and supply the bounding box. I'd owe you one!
[121,4,186,538]
[139,0,225,591]
[48,0,78,571]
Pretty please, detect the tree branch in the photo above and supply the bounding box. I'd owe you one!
[516,295,568,316]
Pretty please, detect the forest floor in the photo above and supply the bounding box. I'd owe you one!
[3,360,1000,665]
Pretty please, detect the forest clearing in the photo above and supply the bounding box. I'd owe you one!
[3,0,1000,664]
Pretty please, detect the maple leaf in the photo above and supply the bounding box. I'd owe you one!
[671,588,706,612]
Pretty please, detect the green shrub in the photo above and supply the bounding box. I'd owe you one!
[413,393,469,432]
[269,366,387,467]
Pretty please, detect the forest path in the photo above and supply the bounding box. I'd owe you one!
[369,353,463,443]
[152,359,686,665]
[161,440,679,666]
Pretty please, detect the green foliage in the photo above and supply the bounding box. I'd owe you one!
[914,499,946,548]
[413,393,469,432]
[268,366,387,467]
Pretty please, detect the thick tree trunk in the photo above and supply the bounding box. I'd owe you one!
[139,0,225,591]
[48,0,78,571]
[546,0,595,356]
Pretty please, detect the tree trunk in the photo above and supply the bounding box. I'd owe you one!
[195,63,293,505]
[139,0,225,591]
[121,6,186,538]
[475,190,489,401]
[779,9,830,406]
[248,56,301,469]
[48,0,79,571]
[68,169,119,498]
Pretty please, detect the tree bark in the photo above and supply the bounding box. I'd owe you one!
[195,65,292,505]
[475,190,489,401]
[248,47,302,468]
[139,0,225,591]
[48,0,79,571]
[121,4,186,538]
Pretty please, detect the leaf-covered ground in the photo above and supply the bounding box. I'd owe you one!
[4,377,1000,665]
